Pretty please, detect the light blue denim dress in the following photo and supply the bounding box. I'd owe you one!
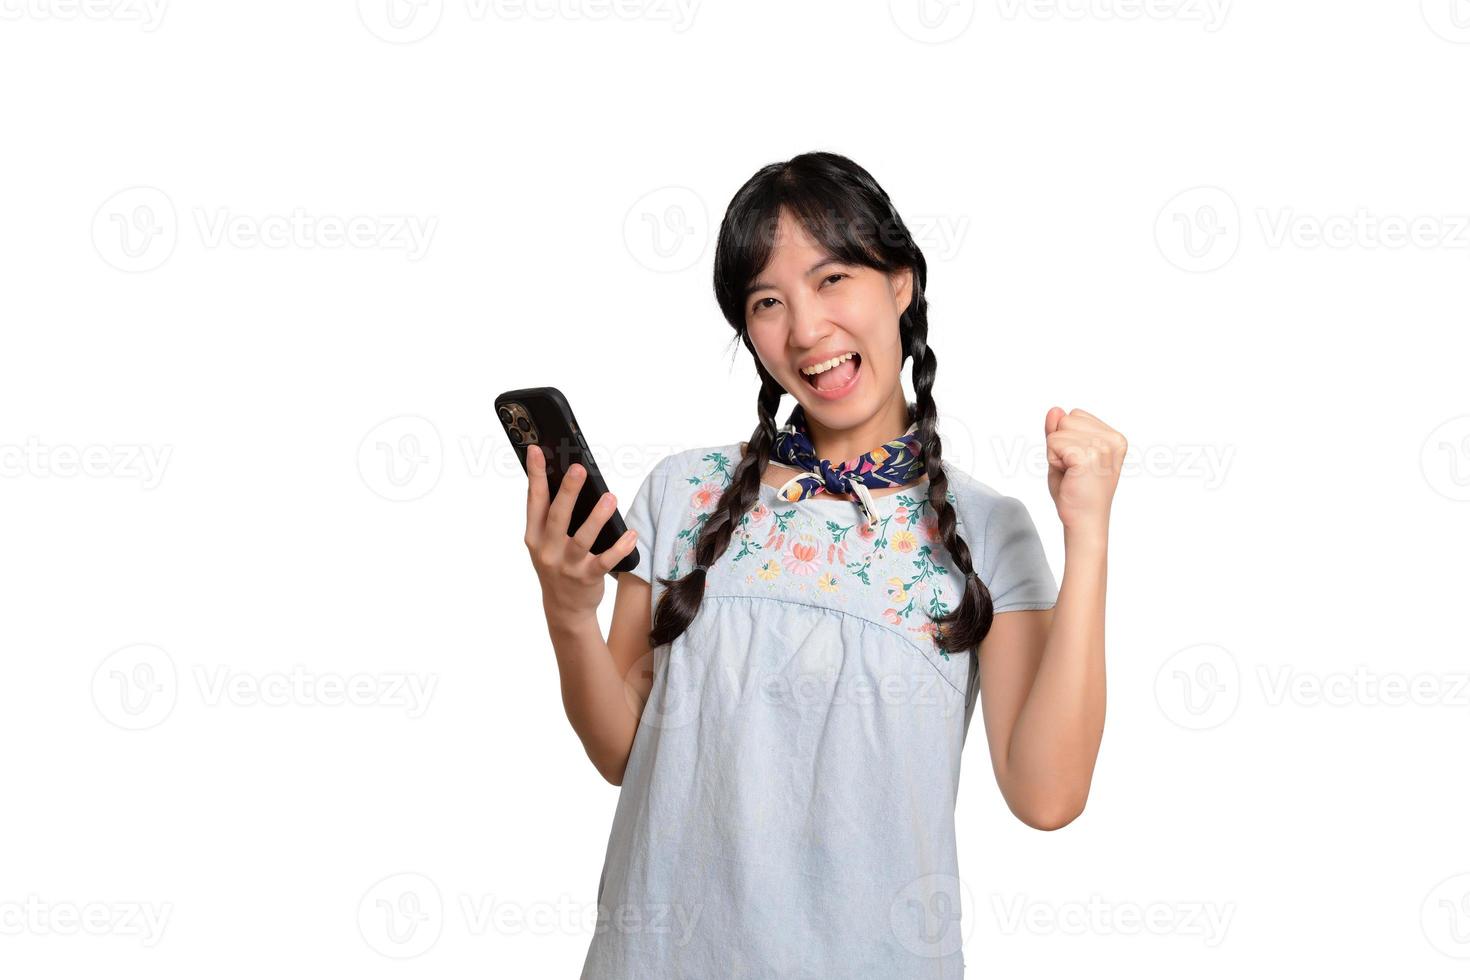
[581,442,1059,979]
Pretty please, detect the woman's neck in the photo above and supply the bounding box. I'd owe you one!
[800,388,912,464]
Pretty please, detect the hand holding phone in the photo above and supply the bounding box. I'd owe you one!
[521,443,639,622]
[498,386,641,620]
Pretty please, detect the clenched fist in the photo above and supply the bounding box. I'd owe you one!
[1044,407,1126,538]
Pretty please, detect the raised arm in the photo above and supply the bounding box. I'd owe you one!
[523,445,654,785]
[978,407,1123,830]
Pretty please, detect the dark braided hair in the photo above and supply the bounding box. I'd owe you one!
[648,151,995,656]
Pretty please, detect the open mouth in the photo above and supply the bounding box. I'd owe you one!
[800,351,861,394]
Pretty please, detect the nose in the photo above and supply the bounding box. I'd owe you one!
[785,289,833,352]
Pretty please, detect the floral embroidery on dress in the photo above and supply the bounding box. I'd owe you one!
[668,451,732,582]
[669,448,968,660]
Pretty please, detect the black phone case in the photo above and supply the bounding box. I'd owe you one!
[495,385,640,578]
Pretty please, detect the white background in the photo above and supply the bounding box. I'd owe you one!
[2,0,1468,976]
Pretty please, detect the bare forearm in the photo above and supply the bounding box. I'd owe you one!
[543,605,639,783]
[1005,526,1109,826]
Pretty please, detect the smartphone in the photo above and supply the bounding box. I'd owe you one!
[496,385,639,577]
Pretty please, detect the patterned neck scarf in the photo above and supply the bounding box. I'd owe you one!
[769,402,926,529]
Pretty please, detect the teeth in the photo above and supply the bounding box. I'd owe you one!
[800,352,857,376]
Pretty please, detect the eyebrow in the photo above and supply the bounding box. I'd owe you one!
[744,257,845,299]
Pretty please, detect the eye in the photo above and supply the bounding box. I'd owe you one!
[823,273,848,286]
[751,296,778,314]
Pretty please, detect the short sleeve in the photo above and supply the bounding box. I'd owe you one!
[979,495,1059,613]
[616,456,667,584]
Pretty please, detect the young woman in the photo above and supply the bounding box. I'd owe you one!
[522,151,1122,978]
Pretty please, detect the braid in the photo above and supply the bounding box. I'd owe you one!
[906,306,996,656]
[648,367,782,649]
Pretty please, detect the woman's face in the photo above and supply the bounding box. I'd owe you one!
[744,208,913,434]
